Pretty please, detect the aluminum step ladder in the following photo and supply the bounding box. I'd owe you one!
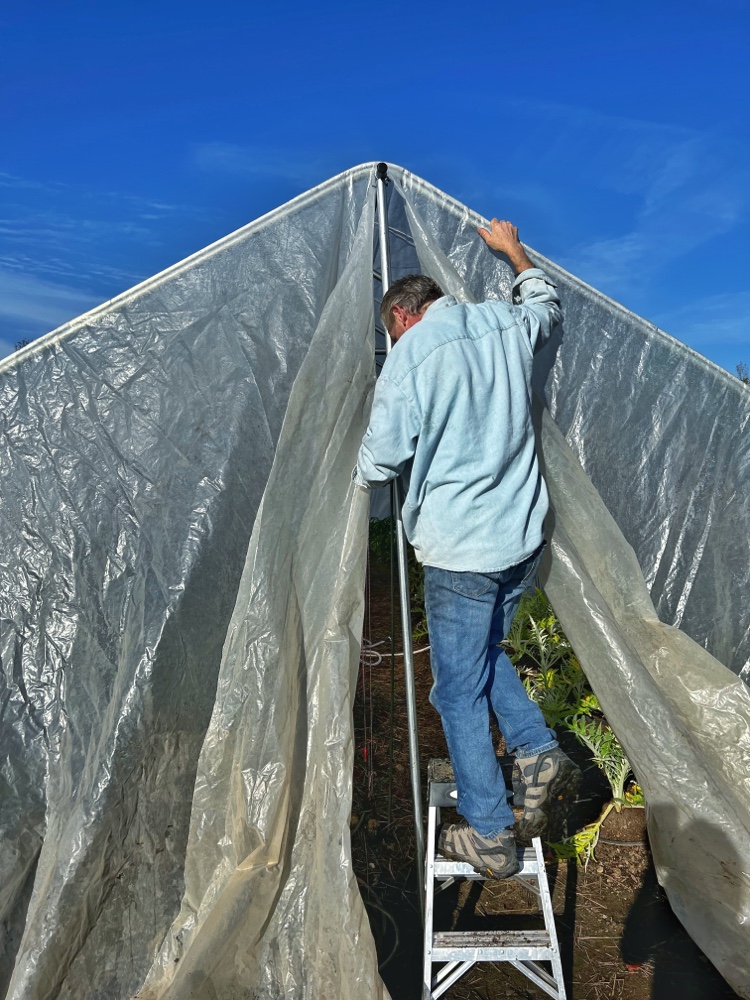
[423,759,566,1000]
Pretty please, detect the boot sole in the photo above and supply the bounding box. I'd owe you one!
[437,845,520,880]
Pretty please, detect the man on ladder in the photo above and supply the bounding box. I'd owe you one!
[354,219,580,879]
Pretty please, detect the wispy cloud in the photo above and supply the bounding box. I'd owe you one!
[0,269,99,328]
[191,141,337,185]
[655,290,750,352]
[0,171,186,218]
[0,172,67,194]
[504,100,748,298]
[0,171,207,346]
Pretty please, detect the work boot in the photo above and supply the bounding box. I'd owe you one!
[437,822,520,879]
[513,747,581,843]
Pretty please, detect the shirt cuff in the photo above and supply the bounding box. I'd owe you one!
[512,267,550,288]
[511,267,556,302]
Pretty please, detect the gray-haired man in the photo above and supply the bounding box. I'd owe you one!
[354,220,580,878]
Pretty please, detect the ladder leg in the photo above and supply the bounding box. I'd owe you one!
[423,804,438,998]
[533,837,566,1000]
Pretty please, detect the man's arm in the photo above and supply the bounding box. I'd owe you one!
[353,376,419,489]
[477,218,561,350]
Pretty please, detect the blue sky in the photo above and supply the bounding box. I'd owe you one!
[1,0,748,375]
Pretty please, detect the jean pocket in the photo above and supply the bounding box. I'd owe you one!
[450,571,496,599]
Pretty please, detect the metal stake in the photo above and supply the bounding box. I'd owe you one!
[376,162,425,917]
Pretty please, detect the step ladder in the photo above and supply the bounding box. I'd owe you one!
[423,759,566,1000]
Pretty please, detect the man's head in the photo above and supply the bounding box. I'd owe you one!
[380,274,444,342]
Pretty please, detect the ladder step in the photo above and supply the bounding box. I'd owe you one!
[431,929,553,962]
[434,853,541,878]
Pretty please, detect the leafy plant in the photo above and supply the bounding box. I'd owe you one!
[549,807,614,868]
[504,590,599,727]
[504,590,644,867]
[624,782,644,806]
[368,516,395,561]
[566,715,632,809]
[551,717,642,867]
[521,656,599,728]
[504,590,571,673]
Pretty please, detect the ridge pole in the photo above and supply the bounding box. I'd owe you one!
[375,162,425,918]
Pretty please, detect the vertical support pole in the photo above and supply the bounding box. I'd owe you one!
[376,162,425,917]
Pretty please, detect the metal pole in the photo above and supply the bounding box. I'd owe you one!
[376,162,425,916]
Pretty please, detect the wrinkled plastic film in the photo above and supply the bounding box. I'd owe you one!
[538,405,750,999]
[395,171,750,997]
[0,165,379,1000]
[137,175,385,1000]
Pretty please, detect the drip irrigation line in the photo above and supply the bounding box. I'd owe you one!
[598,837,646,847]
[358,880,401,972]
[360,637,431,667]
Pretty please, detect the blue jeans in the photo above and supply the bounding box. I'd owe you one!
[423,547,557,837]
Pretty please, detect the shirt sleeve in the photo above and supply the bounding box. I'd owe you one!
[510,267,562,353]
[353,375,420,490]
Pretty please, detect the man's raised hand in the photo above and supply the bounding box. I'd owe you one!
[477,218,534,276]
[477,218,521,254]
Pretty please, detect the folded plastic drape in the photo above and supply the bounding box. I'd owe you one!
[136,176,384,1000]
[0,165,383,999]
[538,406,750,1000]
[392,167,750,998]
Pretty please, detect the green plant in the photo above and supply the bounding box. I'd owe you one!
[551,717,642,867]
[504,589,571,672]
[566,716,632,809]
[503,590,645,867]
[368,516,394,561]
[624,782,644,806]
[504,590,599,727]
[549,811,611,867]
[522,658,600,728]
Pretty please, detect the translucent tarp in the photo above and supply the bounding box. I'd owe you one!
[0,165,383,1000]
[1,162,748,999]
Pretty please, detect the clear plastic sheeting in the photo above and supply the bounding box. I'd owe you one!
[0,165,381,1000]
[136,179,383,1000]
[393,168,750,997]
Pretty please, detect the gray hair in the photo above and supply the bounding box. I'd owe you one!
[380,274,444,332]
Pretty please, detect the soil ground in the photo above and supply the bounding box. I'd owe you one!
[351,555,740,1000]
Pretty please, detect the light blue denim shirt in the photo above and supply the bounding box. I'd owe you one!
[354,268,562,572]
